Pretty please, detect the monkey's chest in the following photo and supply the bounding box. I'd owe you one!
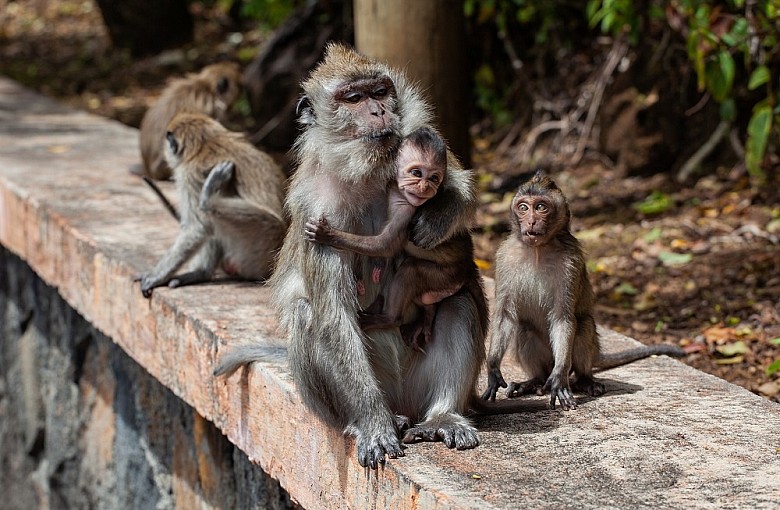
[510,266,559,327]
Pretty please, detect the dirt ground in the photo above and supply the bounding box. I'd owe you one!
[1,0,778,402]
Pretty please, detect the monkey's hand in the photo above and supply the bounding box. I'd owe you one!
[138,273,167,299]
[481,368,508,401]
[304,216,336,245]
[199,161,235,211]
[543,376,577,411]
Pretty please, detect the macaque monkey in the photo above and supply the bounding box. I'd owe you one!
[215,43,488,469]
[139,62,243,180]
[482,171,685,409]
[138,113,286,297]
[304,127,471,349]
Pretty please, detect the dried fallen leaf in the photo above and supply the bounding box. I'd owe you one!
[757,381,780,397]
[715,355,744,365]
[715,341,749,357]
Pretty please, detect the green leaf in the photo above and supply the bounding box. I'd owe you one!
[719,98,736,122]
[658,251,693,266]
[614,282,639,295]
[748,66,771,90]
[705,50,735,102]
[634,191,672,215]
[746,105,772,178]
[643,227,662,242]
[716,340,749,357]
[769,337,780,346]
[767,359,780,376]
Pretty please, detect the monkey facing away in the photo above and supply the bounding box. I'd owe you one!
[139,62,243,180]
[304,126,473,350]
[482,171,685,410]
[138,113,286,297]
[215,43,488,469]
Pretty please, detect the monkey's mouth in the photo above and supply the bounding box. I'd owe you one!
[364,129,394,141]
[524,231,544,244]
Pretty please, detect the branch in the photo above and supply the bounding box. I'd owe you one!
[676,120,730,182]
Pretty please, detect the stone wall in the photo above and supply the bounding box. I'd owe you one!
[0,247,294,510]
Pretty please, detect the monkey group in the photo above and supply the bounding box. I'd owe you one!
[136,44,685,469]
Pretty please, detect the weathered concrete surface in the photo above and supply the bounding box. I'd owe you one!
[0,76,779,509]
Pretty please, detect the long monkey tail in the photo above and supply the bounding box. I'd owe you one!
[595,344,685,371]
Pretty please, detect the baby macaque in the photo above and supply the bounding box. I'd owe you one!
[139,62,243,180]
[138,113,286,297]
[483,171,684,409]
[305,127,470,349]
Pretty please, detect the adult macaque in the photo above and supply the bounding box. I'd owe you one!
[215,43,488,469]
[139,62,243,180]
[304,126,471,349]
[482,171,685,409]
[138,113,286,297]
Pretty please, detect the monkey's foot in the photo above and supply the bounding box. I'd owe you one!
[505,378,545,398]
[346,423,405,470]
[199,160,235,210]
[481,368,508,401]
[138,274,169,298]
[402,414,480,450]
[543,377,578,410]
[571,376,606,396]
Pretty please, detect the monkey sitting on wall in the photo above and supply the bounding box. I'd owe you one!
[138,113,287,297]
[482,171,685,410]
[215,43,489,469]
[304,126,475,350]
[139,62,243,180]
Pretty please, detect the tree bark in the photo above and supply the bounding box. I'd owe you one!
[95,0,194,57]
[354,0,471,166]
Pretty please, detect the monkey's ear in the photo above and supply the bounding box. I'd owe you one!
[217,77,230,95]
[296,95,316,126]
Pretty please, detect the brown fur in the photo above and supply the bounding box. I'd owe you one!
[139,62,243,180]
[138,113,286,296]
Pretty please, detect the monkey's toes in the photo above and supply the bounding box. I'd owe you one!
[357,433,404,469]
[551,388,578,410]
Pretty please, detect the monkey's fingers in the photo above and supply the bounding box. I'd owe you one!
[550,388,578,411]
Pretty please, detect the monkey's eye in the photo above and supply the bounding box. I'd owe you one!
[429,174,440,184]
[166,131,179,155]
[344,92,362,103]
[411,168,422,178]
[372,86,388,98]
[535,203,548,212]
[518,203,529,212]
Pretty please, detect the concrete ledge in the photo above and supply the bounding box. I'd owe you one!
[1,77,779,509]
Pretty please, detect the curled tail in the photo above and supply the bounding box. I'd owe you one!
[595,344,685,371]
[213,344,288,377]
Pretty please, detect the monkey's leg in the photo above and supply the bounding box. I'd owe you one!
[168,238,222,289]
[506,327,554,399]
[199,161,235,210]
[543,318,577,410]
[287,295,405,469]
[570,314,606,397]
[402,291,482,450]
[140,224,207,297]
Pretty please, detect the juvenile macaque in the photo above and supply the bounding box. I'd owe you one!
[139,62,243,180]
[214,43,488,469]
[304,127,470,349]
[482,171,684,409]
[138,113,286,297]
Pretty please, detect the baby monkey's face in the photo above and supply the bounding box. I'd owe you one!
[395,143,445,207]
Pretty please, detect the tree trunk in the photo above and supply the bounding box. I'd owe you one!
[95,0,194,57]
[354,0,471,166]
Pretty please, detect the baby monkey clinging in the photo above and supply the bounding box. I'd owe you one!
[483,171,684,410]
